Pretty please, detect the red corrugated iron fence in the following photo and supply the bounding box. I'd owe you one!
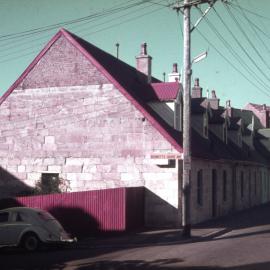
[0,187,144,236]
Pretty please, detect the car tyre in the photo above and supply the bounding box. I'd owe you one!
[21,233,40,252]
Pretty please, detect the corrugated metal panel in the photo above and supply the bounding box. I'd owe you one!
[0,187,144,236]
[126,187,145,230]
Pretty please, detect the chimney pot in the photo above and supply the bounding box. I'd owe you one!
[172,63,178,73]
[136,42,152,83]
[211,90,217,99]
[226,100,231,108]
[163,72,166,82]
[191,78,202,98]
[263,104,267,110]
[141,42,147,55]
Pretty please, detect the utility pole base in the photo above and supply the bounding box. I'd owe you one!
[182,224,191,238]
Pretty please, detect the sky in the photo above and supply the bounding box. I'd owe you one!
[0,0,270,108]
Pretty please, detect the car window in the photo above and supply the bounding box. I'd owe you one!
[0,212,9,222]
[15,212,24,222]
[37,211,55,221]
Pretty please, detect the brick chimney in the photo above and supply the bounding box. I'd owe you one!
[261,104,269,128]
[191,78,202,98]
[168,63,180,82]
[226,100,232,117]
[136,42,152,83]
[208,89,220,109]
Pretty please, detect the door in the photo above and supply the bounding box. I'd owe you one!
[212,169,217,218]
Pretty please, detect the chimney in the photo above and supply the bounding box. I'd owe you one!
[191,78,202,98]
[211,90,217,99]
[208,89,220,109]
[168,63,180,82]
[261,104,269,128]
[226,100,232,117]
[136,42,152,83]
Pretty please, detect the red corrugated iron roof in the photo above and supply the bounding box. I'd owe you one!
[150,82,181,101]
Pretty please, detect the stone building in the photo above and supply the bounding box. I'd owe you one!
[0,28,270,227]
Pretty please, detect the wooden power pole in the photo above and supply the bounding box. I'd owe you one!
[182,0,192,238]
[174,0,217,237]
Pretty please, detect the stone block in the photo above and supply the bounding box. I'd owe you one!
[143,172,173,182]
[62,165,82,173]
[43,143,57,151]
[43,158,55,165]
[8,158,21,166]
[27,172,41,181]
[0,158,8,165]
[82,165,97,173]
[48,165,62,172]
[121,173,141,182]
[97,164,111,173]
[6,166,17,173]
[13,172,27,180]
[66,173,79,181]
[44,136,55,144]
[32,158,43,165]
[77,173,92,181]
[65,158,85,166]
[18,165,26,173]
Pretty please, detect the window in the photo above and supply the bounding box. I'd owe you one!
[223,170,227,202]
[0,212,9,222]
[15,213,24,222]
[40,173,60,194]
[241,171,244,198]
[197,170,203,206]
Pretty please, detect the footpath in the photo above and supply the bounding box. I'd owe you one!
[78,226,227,249]
[78,203,270,249]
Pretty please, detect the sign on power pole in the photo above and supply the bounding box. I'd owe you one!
[182,0,192,238]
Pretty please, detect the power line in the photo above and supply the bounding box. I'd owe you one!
[224,3,270,71]
[195,6,270,97]
[210,6,270,91]
[228,1,270,54]
[213,4,270,87]
[0,2,166,63]
[0,1,165,60]
[0,0,146,42]
[228,1,270,21]
[192,11,270,98]
[77,5,165,39]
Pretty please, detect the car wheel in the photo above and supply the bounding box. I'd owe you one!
[21,233,40,252]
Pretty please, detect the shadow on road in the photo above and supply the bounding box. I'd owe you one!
[2,203,270,269]
[72,260,270,270]
[191,202,270,242]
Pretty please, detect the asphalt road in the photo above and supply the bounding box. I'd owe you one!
[1,203,270,270]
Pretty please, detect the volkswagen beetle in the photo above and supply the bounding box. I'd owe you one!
[0,207,76,251]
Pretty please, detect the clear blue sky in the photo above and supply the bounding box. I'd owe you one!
[0,0,270,108]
